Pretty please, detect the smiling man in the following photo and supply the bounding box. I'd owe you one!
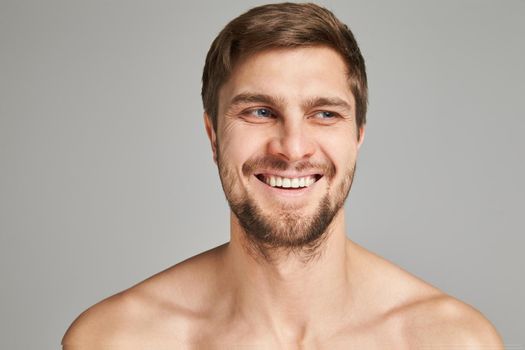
[63,3,503,349]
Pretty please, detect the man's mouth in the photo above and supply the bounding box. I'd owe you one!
[255,174,323,189]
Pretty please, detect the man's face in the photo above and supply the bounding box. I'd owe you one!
[206,46,364,250]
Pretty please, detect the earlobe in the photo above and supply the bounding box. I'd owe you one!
[204,112,218,164]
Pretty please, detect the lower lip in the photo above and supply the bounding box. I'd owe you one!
[254,176,318,197]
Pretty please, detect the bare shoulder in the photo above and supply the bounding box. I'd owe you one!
[62,290,146,349]
[62,244,228,350]
[349,242,503,348]
[399,294,504,349]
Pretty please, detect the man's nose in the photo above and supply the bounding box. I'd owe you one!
[267,119,315,162]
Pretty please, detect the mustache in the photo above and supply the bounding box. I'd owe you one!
[242,155,336,179]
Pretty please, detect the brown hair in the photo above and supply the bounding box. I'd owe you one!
[201,2,368,137]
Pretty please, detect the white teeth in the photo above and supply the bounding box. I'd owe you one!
[261,175,317,188]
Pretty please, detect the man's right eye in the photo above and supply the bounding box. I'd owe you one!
[246,108,274,118]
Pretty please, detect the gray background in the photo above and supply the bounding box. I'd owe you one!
[1,0,523,349]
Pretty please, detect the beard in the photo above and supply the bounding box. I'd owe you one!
[217,153,356,262]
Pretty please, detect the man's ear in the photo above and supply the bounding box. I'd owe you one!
[204,112,218,164]
[357,125,366,150]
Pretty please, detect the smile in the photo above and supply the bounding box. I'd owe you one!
[255,174,322,189]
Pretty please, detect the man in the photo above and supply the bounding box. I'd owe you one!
[63,3,503,349]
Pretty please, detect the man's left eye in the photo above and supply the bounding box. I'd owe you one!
[316,111,337,119]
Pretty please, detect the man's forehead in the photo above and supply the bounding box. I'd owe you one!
[229,46,350,83]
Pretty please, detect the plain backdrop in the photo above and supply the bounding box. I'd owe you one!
[1,1,524,349]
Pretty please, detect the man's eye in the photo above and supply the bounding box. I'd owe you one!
[316,111,337,119]
[248,108,274,118]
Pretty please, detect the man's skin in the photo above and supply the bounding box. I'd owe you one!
[63,46,503,349]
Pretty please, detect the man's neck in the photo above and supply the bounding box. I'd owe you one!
[223,209,355,342]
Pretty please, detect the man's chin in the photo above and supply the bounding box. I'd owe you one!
[231,194,336,250]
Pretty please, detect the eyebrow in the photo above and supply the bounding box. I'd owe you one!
[302,96,352,113]
[227,93,285,111]
[226,92,352,114]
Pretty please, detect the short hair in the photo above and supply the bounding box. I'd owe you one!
[201,2,368,138]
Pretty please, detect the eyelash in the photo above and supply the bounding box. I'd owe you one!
[242,108,340,120]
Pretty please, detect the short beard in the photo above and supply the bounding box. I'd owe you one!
[217,153,355,264]
[230,192,335,263]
